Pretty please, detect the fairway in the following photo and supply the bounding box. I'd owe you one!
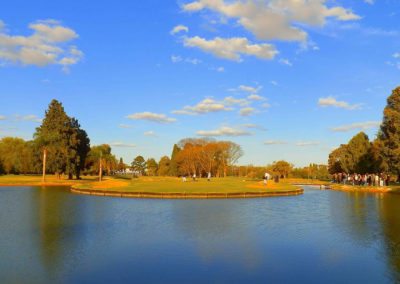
[72,176,299,194]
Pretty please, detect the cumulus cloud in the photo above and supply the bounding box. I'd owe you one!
[238,84,260,93]
[247,94,265,101]
[126,112,176,123]
[364,0,374,4]
[393,53,400,59]
[170,25,189,35]
[239,107,255,116]
[318,96,362,110]
[197,126,251,137]
[296,141,320,146]
[264,140,287,145]
[330,121,381,132]
[173,98,233,115]
[223,96,249,107]
[0,115,6,120]
[184,36,278,61]
[109,142,136,148]
[182,0,360,42]
[0,19,83,70]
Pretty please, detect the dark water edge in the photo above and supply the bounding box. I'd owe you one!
[1,186,400,283]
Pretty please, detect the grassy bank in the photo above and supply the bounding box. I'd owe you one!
[0,175,97,187]
[0,175,303,198]
[328,183,399,193]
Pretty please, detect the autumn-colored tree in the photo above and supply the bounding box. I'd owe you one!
[269,160,293,178]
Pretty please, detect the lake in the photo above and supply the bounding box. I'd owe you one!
[1,186,400,283]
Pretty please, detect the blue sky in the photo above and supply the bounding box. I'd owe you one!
[0,0,399,167]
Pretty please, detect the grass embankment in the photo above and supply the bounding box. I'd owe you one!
[328,183,400,193]
[70,176,303,198]
[286,178,329,185]
[0,175,97,187]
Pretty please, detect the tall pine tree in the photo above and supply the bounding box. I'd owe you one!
[34,100,90,179]
[379,87,400,180]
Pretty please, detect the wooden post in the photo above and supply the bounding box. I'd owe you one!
[42,148,47,183]
[99,157,102,182]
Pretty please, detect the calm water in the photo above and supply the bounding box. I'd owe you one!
[1,186,400,283]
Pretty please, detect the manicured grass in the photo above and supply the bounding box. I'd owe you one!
[0,174,97,187]
[286,178,329,185]
[329,183,400,193]
[73,176,299,194]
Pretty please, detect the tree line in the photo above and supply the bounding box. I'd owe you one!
[328,87,400,180]
[0,99,332,180]
[126,138,244,177]
[0,100,119,179]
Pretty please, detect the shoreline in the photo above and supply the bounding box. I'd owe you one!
[324,183,394,193]
[70,186,304,199]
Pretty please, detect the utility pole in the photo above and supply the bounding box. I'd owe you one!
[42,148,47,183]
[99,153,103,182]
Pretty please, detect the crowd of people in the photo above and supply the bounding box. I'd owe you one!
[332,172,390,187]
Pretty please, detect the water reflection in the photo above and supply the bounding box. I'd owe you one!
[1,186,400,283]
[379,193,400,282]
[171,200,263,271]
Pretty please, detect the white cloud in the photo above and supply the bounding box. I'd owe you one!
[223,96,249,107]
[173,98,233,115]
[197,126,251,137]
[171,55,183,63]
[170,25,189,35]
[279,58,292,66]
[247,94,265,101]
[262,102,271,108]
[109,142,136,148]
[0,115,6,120]
[270,80,278,86]
[184,36,278,61]
[171,54,202,65]
[364,0,374,4]
[393,52,400,59]
[239,107,255,116]
[330,121,381,132]
[216,66,225,72]
[239,85,260,93]
[264,140,287,145]
[126,112,176,123]
[144,131,157,137]
[185,58,202,65]
[0,20,83,70]
[183,0,360,42]
[296,141,320,146]
[229,84,262,94]
[15,114,42,123]
[318,96,362,110]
